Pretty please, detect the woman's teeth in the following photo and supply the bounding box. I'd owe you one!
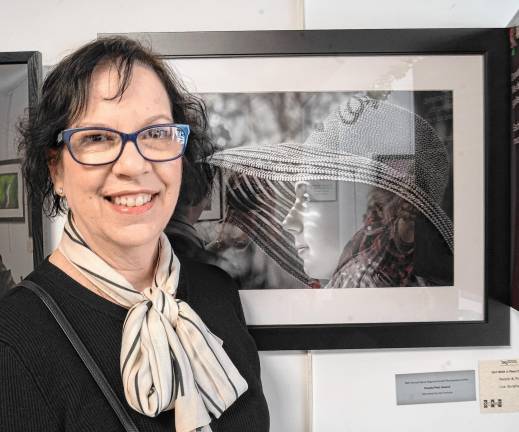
[112,193,153,207]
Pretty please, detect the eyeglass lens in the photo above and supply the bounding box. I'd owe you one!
[68,125,186,164]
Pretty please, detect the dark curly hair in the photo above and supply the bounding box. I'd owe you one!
[18,36,214,217]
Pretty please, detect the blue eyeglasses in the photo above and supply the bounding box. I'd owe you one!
[56,123,190,166]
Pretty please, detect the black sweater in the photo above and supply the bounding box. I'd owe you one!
[0,258,269,431]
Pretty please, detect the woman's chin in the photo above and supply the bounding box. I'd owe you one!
[304,265,332,280]
[105,226,163,250]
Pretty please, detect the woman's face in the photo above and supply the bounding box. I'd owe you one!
[282,180,342,280]
[51,63,182,252]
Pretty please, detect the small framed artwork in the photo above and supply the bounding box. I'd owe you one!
[0,159,24,221]
[114,29,510,350]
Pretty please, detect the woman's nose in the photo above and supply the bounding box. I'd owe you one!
[282,205,304,234]
[112,139,150,177]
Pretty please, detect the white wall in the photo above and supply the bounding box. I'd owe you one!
[304,0,518,29]
[0,0,304,65]
[0,1,517,431]
[0,66,33,283]
[311,312,519,432]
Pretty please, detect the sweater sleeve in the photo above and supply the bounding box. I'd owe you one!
[0,342,61,432]
[228,277,247,326]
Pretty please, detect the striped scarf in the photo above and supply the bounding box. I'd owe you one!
[58,212,248,432]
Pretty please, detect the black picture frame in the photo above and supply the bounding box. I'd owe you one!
[0,51,43,270]
[109,29,510,351]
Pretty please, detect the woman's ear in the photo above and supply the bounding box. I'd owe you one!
[48,149,64,195]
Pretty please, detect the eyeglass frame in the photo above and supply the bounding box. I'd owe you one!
[56,123,190,166]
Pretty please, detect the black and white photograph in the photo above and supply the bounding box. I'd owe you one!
[193,90,454,294]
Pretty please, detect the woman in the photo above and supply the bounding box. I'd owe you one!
[0,37,269,431]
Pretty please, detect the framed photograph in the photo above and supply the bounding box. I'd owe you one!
[0,159,24,221]
[0,51,42,293]
[116,30,510,350]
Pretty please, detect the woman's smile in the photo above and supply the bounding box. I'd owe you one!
[103,190,159,214]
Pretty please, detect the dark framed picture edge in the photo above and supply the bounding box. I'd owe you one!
[108,29,511,350]
[0,50,43,268]
[102,28,506,57]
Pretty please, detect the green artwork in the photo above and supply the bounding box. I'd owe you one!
[0,173,19,209]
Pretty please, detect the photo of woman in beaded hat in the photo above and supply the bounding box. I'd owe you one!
[208,94,454,288]
[279,97,453,287]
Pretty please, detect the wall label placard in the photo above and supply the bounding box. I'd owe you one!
[395,370,476,405]
[479,359,519,413]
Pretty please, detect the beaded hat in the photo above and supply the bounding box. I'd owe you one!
[210,96,453,254]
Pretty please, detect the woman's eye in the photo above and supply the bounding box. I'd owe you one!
[86,134,103,142]
[298,191,310,202]
[301,192,311,207]
[295,184,311,207]
[80,133,113,144]
[144,128,170,139]
[295,192,310,209]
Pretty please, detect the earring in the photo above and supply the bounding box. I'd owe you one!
[56,187,64,196]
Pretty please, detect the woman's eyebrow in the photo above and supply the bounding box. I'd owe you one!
[74,121,112,128]
[142,113,174,125]
[74,114,173,130]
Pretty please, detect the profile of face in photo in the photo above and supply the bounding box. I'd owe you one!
[203,173,313,289]
[282,180,343,280]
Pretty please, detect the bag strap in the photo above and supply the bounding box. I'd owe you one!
[18,280,141,432]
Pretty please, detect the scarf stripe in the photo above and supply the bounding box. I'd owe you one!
[135,372,144,413]
[64,227,90,249]
[160,291,166,314]
[122,332,141,374]
[171,349,184,397]
[178,312,238,397]
[58,213,248,432]
[73,263,139,294]
[66,212,91,249]
[197,384,224,415]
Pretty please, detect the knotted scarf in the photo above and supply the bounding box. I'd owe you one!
[58,212,248,432]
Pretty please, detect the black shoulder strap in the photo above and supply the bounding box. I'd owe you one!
[18,280,140,432]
